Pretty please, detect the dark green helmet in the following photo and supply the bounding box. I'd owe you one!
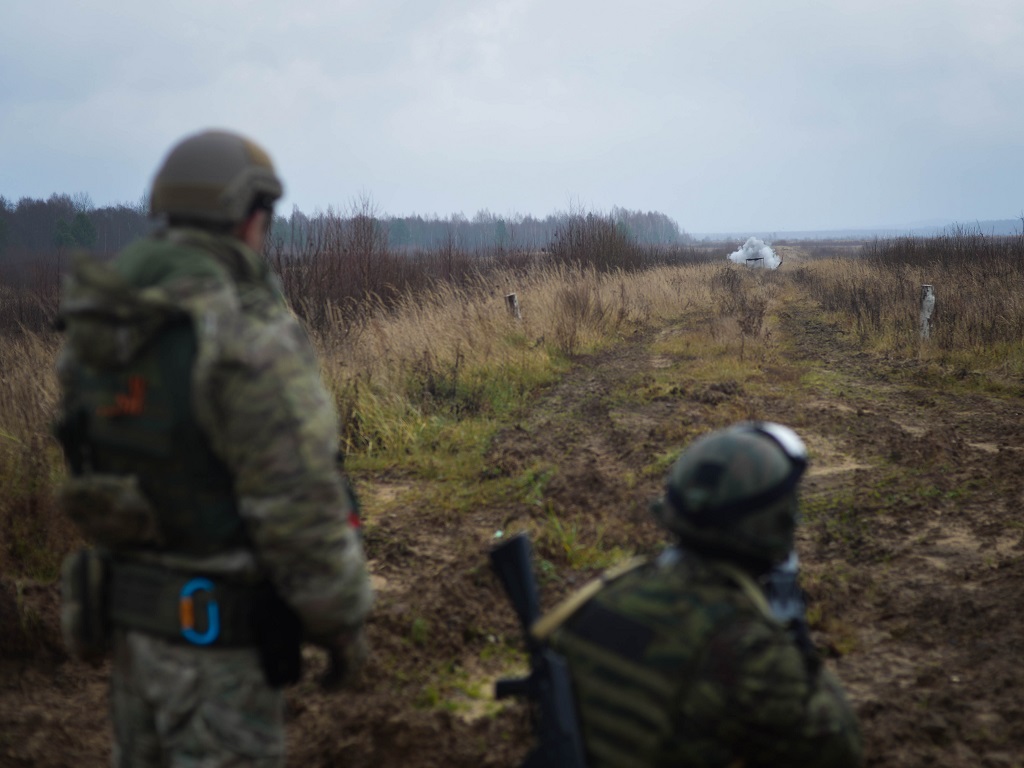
[150,130,283,226]
[651,422,807,567]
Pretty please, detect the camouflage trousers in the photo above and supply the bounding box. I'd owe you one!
[110,630,285,768]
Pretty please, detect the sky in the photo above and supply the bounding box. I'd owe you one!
[2,0,1023,233]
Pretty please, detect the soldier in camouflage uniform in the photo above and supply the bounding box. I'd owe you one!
[542,422,863,767]
[54,129,373,767]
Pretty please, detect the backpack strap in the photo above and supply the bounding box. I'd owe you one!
[713,561,776,621]
[531,556,648,641]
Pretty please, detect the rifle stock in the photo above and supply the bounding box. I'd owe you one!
[491,533,541,638]
[491,534,588,768]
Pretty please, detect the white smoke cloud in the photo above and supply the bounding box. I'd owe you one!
[728,237,781,269]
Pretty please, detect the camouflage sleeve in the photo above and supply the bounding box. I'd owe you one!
[189,292,373,641]
[683,618,864,768]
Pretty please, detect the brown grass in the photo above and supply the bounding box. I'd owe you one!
[269,209,717,336]
[793,230,1024,388]
[0,329,72,579]
[0,256,741,577]
[10,224,1018,580]
[313,262,732,456]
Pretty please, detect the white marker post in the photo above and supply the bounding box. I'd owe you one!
[505,292,522,320]
[920,285,935,340]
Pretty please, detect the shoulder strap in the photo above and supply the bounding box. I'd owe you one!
[713,561,776,621]
[166,228,275,294]
[531,556,648,641]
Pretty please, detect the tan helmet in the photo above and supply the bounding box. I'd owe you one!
[149,130,283,226]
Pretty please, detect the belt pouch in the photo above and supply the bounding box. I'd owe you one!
[60,549,110,662]
[58,474,163,550]
[252,588,303,688]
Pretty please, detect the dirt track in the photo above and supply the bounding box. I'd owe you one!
[2,275,1024,766]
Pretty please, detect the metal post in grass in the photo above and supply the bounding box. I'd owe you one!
[506,292,522,320]
[920,285,935,340]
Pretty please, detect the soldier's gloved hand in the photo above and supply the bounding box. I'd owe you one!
[318,625,369,691]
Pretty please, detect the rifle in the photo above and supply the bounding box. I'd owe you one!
[762,550,818,665]
[763,550,805,624]
[491,534,588,768]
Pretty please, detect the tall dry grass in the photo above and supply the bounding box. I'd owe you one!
[793,230,1024,386]
[0,328,70,578]
[314,261,730,456]
[0,253,766,576]
[0,274,61,334]
[269,209,717,336]
[3,222,1020,580]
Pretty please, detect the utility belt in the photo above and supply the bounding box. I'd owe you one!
[109,558,268,646]
[61,549,303,687]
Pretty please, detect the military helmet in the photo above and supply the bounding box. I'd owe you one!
[150,130,283,225]
[651,422,807,566]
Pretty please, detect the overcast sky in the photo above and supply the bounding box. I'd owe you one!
[2,0,1022,233]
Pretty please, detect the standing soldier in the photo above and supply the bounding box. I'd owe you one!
[537,422,863,767]
[54,129,373,767]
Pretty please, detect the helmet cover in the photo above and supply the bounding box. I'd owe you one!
[652,422,807,566]
[150,129,283,225]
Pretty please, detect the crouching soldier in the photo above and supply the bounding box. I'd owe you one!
[531,422,863,767]
[54,129,373,767]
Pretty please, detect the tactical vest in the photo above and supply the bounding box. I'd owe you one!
[549,552,775,767]
[56,285,246,559]
[57,331,301,663]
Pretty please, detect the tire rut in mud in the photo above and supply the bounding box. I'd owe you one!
[4,300,1024,767]
[775,303,1024,767]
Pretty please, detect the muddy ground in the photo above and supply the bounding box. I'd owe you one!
[2,273,1023,766]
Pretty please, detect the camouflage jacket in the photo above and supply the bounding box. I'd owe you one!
[56,227,372,641]
[549,549,863,768]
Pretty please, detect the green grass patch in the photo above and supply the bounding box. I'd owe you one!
[404,350,568,419]
[656,346,764,387]
[0,445,69,581]
[480,640,527,667]
[644,448,682,480]
[894,347,1024,397]
[536,510,634,571]
[409,616,431,646]
[412,658,518,717]
[614,329,771,410]
[798,366,851,397]
[517,464,556,508]
[648,329,708,358]
[5,515,64,581]
[339,340,570,466]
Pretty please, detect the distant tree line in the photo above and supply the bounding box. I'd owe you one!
[276,205,688,253]
[1,193,712,336]
[0,193,695,323]
[0,193,152,258]
[0,193,690,265]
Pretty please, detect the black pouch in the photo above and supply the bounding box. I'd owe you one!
[60,549,111,663]
[58,474,164,550]
[252,588,304,688]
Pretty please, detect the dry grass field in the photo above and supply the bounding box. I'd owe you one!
[2,233,1023,766]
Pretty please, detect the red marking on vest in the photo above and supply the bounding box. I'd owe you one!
[348,510,361,529]
[98,376,147,417]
